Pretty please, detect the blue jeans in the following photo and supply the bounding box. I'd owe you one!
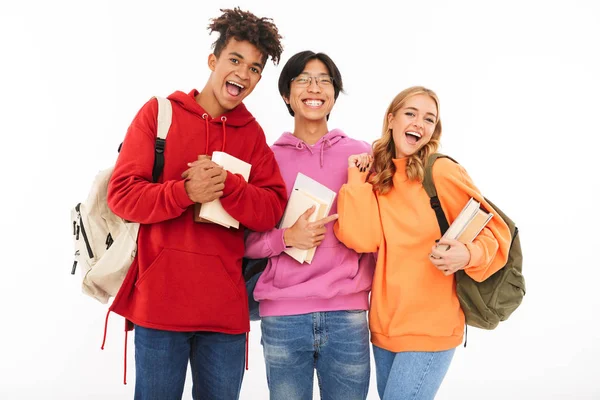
[372,345,455,400]
[134,325,246,400]
[260,311,370,400]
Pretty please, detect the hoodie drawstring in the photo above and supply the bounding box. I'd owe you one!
[320,139,331,168]
[124,323,129,385]
[101,310,110,350]
[221,116,227,152]
[202,114,209,154]
[245,331,249,371]
[202,114,227,155]
[101,310,130,385]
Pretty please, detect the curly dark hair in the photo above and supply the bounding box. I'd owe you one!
[207,7,283,66]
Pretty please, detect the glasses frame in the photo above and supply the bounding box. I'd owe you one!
[290,74,335,88]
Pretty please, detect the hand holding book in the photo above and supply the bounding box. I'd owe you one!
[429,238,472,276]
[283,205,339,250]
[429,197,493,276]
[181,156,227,204]
[279,173,337,264]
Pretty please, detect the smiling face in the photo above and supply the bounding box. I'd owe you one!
[205,38,264,116]
[389,94,439,158]
[283,59,335,123]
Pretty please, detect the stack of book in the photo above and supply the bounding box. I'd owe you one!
[279,173,336,264]
[196,151,251,229]
[437,197,493,251]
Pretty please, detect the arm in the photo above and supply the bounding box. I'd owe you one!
[334,167,383,254]
[433,160,512,282]
[244,228,287,259]
[107,99,194,224]
[219,134,287,232]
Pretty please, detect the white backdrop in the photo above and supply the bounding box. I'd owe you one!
[1,0,599,399]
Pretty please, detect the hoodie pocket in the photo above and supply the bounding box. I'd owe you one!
[135,248,243,330]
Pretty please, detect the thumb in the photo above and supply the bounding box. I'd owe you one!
[301,205,316,219]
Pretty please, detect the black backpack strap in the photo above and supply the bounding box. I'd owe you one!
[151,138,166,183]
[117,138,165,183]
[423,153,458,236]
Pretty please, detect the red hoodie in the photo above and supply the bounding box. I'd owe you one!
[106,90,287,334]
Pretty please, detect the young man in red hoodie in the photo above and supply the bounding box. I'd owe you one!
[106,8,287,400]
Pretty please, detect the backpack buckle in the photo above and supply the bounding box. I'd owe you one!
[155,138,166,154]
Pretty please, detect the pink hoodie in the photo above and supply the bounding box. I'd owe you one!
[245,129,376,317]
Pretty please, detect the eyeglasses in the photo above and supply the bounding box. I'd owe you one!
[291,75,334,87]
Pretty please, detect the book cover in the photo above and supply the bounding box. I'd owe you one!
[279,173,336,264]
[437,198,493,251]
[197,151,251,229]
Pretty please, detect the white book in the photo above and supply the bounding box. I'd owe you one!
[279,173,336,264]
[198,151,251,229]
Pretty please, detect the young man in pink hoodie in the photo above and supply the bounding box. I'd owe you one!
[245,51,376,400]
[106,8,287,400]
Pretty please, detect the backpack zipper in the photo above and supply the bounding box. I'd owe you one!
[75,203,94,259]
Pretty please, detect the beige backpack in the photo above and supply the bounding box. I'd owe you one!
[70,96,172,303]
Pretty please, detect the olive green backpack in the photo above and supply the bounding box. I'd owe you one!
[423,153,525,330]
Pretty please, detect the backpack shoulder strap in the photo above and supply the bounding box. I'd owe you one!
[152,96,172,182]
[423,153,458,236]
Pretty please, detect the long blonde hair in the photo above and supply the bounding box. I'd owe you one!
[370,86,442,194]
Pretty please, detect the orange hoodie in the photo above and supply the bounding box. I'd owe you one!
[334,157,511,352]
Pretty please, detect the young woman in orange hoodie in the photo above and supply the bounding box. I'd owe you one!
[334,86,512,400]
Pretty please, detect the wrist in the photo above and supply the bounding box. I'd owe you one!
[283,228,293,248]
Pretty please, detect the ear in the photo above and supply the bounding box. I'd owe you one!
[282,95,290,105]
[208,54,217,71]
[387,112,394,125]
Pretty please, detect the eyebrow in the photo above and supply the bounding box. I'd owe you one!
[229,51,264,69]
[405,106,437,119]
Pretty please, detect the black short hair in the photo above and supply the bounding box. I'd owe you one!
[278,51,344,117]
[208,8,283,66]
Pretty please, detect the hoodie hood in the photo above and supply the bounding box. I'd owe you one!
[273,129,348,167]
[168,89,255,127]
[167,89,257,156]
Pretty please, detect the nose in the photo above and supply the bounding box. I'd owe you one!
[236,65,249,80]
[307,78,321,93]
[413,120,423,129]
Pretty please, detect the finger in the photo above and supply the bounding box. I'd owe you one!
[311,227,327,236]
[181,169,191,179]
[214,183,225,192]
[300,205,317,220]
[430,247,445,259]
[187,158,214,168]
[210,191,224,200]
[437,238,461,248]
[207,167,226,179]
[197,154,211,161]
[310,214,339,229]
[430,257,445,267]
[312,234,325,243]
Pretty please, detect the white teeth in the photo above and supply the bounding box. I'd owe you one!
[303,100,324,106]
[227,81,245,89]
[406,131,422,138]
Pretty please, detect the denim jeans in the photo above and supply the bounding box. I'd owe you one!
[372,345,455,400]
[134,325,246,400]
[260,311,370,400]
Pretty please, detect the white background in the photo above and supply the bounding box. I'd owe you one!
[1,0,599,399]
